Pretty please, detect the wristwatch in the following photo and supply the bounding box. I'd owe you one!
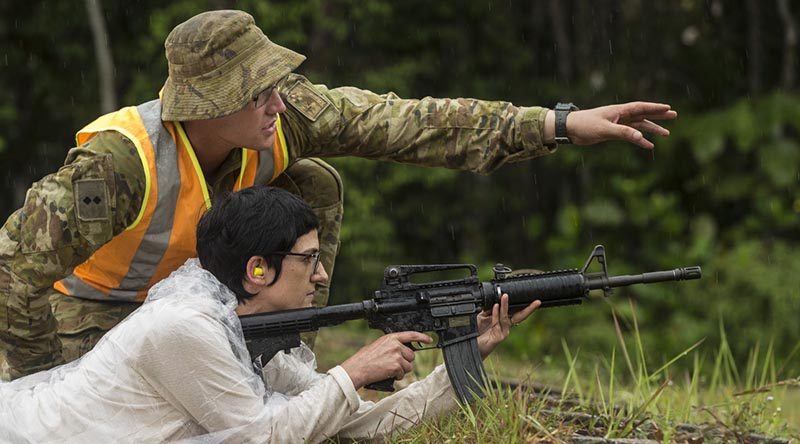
[554,102,579,144]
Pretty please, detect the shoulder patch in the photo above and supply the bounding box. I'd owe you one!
[285,82,331,122]
[74,179,110,222]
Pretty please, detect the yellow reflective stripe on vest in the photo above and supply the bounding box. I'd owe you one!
[272,114,290,181]
[174,121,212,210]
[237,148,250,189]
[237,114,289,188]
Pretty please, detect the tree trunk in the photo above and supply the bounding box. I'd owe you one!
[573,1,594,82]
[777,0,797,90]
[548,0,573,83]
[305,0,334,75]
[85,0,116,113]
[746,0,762,96]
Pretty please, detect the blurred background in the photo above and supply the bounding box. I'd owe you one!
[1,0,798,376]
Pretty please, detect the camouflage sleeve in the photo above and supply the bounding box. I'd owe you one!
[0,131,145,378]
[279,74,556,175]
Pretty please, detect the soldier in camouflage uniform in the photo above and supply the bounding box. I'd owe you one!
[0,10,677,380]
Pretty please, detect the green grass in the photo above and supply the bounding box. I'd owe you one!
[315,307,800,443]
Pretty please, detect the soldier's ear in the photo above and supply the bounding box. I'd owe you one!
[243,256,272,289]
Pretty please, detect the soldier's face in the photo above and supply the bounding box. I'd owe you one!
[208,88,287,150]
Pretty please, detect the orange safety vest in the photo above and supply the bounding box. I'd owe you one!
[54,99,290,301]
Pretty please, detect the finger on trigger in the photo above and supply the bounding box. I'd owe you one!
[396,331,432,344]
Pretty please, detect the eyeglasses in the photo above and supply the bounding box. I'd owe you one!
[252,76,287,108]
[272,250,321,275]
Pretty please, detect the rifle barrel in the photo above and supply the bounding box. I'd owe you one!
[597,266,702,289]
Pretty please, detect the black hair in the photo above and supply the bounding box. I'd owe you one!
[196,185,319,304]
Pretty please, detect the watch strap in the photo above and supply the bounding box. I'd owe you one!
[554,102,579,144]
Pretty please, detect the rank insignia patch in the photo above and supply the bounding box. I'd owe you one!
[74,179,109,221]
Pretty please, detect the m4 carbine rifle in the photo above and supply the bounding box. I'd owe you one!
[240,245,701,403]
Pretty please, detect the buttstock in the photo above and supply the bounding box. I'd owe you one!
[245,332,302,364]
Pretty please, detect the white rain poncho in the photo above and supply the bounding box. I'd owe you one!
[0,259,457,443]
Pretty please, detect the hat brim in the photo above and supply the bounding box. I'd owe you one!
[161,39,305,121]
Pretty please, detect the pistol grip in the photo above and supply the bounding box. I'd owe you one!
[365,377,396,392]
[364,342,416,392]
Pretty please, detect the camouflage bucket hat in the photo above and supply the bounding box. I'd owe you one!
[161,10,305,121]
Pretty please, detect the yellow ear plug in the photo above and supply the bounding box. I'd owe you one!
[253,267,264,277]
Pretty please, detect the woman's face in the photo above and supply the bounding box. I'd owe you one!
[236,230,328,315]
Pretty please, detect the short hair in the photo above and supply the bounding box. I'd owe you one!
[196,186,319,304]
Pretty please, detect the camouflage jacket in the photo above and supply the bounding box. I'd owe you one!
[0,74,554,377]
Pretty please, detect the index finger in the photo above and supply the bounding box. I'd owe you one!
[618,101,673,115]
[617,104,676,121]
[393,331,433,344]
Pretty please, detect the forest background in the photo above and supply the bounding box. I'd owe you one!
[1,0,798,383]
